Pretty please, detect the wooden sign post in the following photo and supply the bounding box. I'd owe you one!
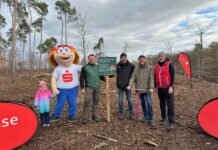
[105,76,110,122]
[98,57,116,122]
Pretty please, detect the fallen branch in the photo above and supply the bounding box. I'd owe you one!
[92,134,118,142]
[92,134,133,147]
[31,73,52,79]
[144,139,157,147]
[93,142,108,149]
[72,130,86,134]
[158,136,169,147]
[44,139,62,148]
[122,142,133,146]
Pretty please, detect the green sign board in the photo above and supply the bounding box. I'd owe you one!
[98,57,117,76]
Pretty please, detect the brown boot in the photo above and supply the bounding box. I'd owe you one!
[92,105,100,122]
[82,104,90,124]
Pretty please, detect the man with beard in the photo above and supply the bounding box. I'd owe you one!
[127,55,155,127]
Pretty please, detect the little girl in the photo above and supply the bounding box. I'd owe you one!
[34,80,54,127]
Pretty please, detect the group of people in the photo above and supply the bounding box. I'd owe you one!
[34,45,175,131]
[117,51,175,130]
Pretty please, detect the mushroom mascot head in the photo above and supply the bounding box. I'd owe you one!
[49,45,81,122]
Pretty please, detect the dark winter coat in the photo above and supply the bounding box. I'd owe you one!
[116,61,135,89]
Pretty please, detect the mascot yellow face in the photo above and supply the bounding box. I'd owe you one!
[49,45,80,67]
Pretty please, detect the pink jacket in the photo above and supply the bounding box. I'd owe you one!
[34,89,52,106]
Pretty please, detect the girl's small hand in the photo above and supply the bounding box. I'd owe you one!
[49,94,55,100]
[50,94,55,98]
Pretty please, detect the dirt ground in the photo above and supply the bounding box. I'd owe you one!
[0,72,218,150]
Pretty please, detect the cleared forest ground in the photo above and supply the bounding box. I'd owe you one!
[0,72,217,150]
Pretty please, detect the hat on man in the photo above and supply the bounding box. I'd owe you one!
[120,53,127,58]
[158,51,166,57]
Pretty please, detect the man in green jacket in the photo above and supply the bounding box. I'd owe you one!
[127,55,155,126]
[80,54,102,124]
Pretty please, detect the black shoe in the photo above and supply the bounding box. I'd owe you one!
[148,120,156,127]
[168,123,174,131]
[68,117,77,123]
[129,114,136,120]
[82,119,88,124]
[92,116,100,122]
[159,119,166,126]
[140,116,149,123]
[50,116,60,123]
[119,113,124,120]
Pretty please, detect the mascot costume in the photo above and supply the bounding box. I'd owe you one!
[49,45,81,122]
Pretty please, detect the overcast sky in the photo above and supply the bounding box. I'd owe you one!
[1,0,218,61]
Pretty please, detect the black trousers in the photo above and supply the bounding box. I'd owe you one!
[158,88,175,123]
[40,112,50,124]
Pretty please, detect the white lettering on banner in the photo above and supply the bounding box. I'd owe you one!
[1,117,18,127]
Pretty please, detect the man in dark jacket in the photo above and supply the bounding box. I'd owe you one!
[154,51,175,130]
[80,54,102,124]
[116,53,135,120]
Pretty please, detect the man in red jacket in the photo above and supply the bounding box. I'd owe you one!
[154,51,175,130]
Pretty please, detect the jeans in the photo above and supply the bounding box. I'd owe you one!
[40,112,50,124]
[53,86,78,118]
[139,92,153,120]
[158,88,175,123]
[118,88,133,114]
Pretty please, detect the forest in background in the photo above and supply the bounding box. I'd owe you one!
[0,0,217,83]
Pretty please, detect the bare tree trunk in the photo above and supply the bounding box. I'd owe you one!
[39,52,42,70]
[27,4,33,70]
[44,54,47,69]
[75,13,91,64]
[82,36,86,65]
[11,0,18,82]
[22,41,25,62]
[123,43,128,53]
[39,18,43,69]
[65,13,67,45]
[33,30,36,70]
[199,32,203,79]
[43,55,47,69]
[61,13,63,44]
[41,25,43,45]
[200,32,203,48]
[18,45,21,63]
[102,43,104,57]
[19,40,22,62]
[3,49,5,71]
[0,49,2,73]
[0,37,2,73]
[23,42,26,70]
